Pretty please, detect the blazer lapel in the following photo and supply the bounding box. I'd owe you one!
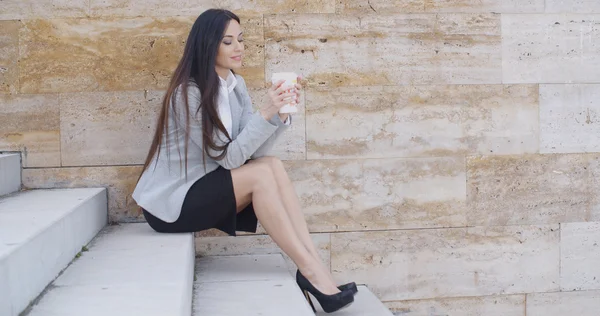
[229,90,242,139]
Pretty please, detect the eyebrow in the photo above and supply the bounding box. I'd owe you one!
[223,33,243,38]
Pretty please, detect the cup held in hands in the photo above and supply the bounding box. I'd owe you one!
[271,72,299,114]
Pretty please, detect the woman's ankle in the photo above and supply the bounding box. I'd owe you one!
[297,264,318,279]
[298,264,340,294]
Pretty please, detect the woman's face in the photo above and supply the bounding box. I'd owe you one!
[215,19,244,74]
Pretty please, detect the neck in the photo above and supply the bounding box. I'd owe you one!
[215,66,230,80]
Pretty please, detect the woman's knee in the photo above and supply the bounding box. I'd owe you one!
[253,156,286,174]
[248,161,277,189]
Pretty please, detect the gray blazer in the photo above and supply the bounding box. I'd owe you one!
[132,75,289,223]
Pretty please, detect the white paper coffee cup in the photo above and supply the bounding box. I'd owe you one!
[271,72,298,114]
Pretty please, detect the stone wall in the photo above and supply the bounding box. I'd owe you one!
[2,1,600,314]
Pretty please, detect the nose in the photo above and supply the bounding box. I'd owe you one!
[235,40,244,51]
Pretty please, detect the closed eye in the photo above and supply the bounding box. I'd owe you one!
[223,38,243,45]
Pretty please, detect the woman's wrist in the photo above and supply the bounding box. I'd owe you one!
[259,109,271,121]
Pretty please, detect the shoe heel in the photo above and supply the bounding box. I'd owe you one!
[302,289,317,313]
[296,270,354,313]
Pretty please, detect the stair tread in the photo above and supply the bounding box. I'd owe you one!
[24,283,191,316]
[195,254,292,283]
[194,278,313,315]
[26,223,195,316]
[193,254,314,315]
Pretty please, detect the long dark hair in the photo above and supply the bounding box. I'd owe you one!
[140,9,240,178]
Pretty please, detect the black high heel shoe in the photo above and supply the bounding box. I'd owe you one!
[296,270,354,313]
[296,270,358,295]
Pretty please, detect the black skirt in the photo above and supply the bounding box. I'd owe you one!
[142,166,257,236]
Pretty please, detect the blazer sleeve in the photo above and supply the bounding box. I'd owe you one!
[235,75,291,159]
[173,82,279,170]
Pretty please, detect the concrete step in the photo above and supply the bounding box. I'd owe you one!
[0,153,21,196]
[193,254,315,315]
[25,223,195,316]
[0,188,107,316]
[315,285,393,316]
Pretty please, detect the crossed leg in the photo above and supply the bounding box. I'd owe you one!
[230,157,339,295]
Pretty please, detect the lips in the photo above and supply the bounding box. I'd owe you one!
[231,55,242,61]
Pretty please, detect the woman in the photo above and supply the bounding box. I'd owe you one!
[132,9,355,313]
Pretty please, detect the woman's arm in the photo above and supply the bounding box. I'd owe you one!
[174,83,279,170]
[235,75,291,159]
[251,114,290,159]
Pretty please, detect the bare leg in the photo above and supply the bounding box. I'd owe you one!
[248,157,336,283]
[230,162,340,295]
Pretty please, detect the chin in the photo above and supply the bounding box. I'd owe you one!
[230,62,243,71]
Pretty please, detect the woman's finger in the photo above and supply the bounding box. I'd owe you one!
[277,98,297,107]
[276,84,295,95]
[269,91,289,103]
[270,79,285,92]
[277,92,296,101]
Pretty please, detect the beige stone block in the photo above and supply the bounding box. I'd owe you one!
[467,154,598,226]
[336,0,425,14]
[285,157,466,232]
[265,14,502,86]
[60,90,162,166]
[306,85,538,159]
[526,291,600,316]
[561,222,600,291]
[196,234,330,276]
[546,1,600,13]
[337,0,544,13]
[247,88,305,160]
[0,94,61,167]
[331,226,559,301]
[503,14,600,83]
[19,18,189,93]
[22,166,143,222]
[424,0,544,13]
[90,0,335,17]
[385,294,525,316]
[0,0,88,20]
[0,21,19,94]
[19,16,264,93]
[540,84,600,154]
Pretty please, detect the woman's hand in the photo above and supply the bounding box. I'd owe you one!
[279,75,303,122]
[260,79,298,121]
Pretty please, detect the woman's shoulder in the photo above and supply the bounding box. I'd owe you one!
[168,81,201,115]
[185,78,201,92]
[172,80,201,99]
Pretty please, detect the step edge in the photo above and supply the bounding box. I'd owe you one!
[0,188,107,261]
[0,153,22,196]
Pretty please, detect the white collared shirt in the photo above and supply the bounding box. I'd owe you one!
[218,71,237,139]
